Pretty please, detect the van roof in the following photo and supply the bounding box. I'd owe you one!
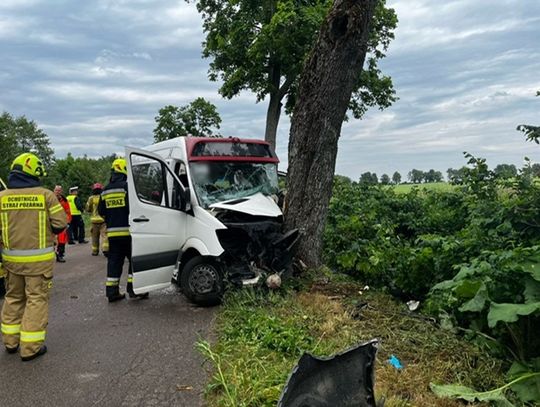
[186,137,279,164]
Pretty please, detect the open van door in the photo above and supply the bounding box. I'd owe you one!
[126,147,189,294]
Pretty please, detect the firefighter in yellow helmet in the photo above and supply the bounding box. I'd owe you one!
[98,158,148,302]
[0,177,6,298]
[86,183,108,256]
[0,153,67,361]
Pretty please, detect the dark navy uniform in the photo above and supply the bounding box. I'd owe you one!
[98,170,134,301]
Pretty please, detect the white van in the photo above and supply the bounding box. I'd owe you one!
[126,137,299,305]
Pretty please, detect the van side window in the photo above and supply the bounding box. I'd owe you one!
[174,161,189,188]
[131,154,183,210]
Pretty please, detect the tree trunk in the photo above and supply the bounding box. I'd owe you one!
[264,91,282,150]
[284,0,377,268]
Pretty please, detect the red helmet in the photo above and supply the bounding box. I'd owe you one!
[93,183,104,190]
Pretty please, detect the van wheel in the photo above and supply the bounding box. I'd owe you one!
[180,257,224,306]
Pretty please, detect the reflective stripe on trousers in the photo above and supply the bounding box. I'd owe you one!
[20,330,46,343]
[1,323,21,335]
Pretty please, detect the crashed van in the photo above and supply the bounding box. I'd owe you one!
[126,137,299,305]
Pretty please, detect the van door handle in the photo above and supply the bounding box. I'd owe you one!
[133,216,150,223]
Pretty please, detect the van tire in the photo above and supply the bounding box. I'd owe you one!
[180,256,224,306]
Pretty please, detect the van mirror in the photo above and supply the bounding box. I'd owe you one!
[181,187,191,212]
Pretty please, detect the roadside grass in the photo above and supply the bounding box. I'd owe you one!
[393,182,454,193]
[198,271,506,406]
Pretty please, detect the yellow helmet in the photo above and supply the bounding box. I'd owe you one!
[11,153,47,178]
[111,158,128,175]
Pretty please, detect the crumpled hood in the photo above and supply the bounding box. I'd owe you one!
[210,192,282,218]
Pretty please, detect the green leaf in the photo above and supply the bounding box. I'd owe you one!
[524,262,540,282]
[459,283,488,312]
[487,302,540,328]
[454,279,482,299]
[507,361,540,401]
[429,383,513,406]
[524,278,540,303]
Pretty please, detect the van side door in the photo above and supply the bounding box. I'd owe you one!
[126,147,188,294]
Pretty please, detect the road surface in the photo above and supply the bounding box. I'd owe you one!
[0,242,216,407]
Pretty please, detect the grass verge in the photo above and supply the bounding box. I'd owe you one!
[199,271,506,406]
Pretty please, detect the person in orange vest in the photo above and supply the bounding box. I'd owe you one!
[0,153,67,361]
[67,186,88,244]
[85,183,108,256]
[53,185,71,263]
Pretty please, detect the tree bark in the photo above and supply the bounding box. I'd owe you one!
[284,0,377,268]
[264,90,281,150]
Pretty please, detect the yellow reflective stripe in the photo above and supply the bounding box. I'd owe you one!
[127,278,133,283]
[20,330,46,342]
[49,204,63,215]
[38,211,46,249]
[1,212,9,248]
[107,231,130,237]
[3,252,55,263]
[1,323,21,335]
[106,281,119,286]
[104,193,125,199]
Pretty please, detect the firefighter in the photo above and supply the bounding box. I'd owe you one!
[53,185,71,262]
[86,183,108,256]
[98,158,148,302]
[67,186,87,244]
[0,153,67,361]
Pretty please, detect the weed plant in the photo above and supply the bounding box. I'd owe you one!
[199,273,507,406]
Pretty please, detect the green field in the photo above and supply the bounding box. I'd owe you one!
[392,181,454,193]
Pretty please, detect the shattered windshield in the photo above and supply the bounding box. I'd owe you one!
[189,162,279,208]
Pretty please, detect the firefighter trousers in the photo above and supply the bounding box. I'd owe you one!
[106,236,134,298]
[91,222,109,255]
[1,270,52,358]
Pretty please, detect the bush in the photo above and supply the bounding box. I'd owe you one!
[323,154,540,363]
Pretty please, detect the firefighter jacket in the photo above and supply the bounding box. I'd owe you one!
[98,173,130,238]
[67,194,83,216]
[0,171,68,276]
[86,194,104,224]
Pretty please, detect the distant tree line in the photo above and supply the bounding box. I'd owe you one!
[447,163,540,184]
[357,162,539,186]
[1,111,117,203]
[358,169,443,185]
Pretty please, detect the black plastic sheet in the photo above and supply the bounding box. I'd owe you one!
[278,339,379,407]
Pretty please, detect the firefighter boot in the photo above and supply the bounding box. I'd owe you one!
[108,292,126,303]
[127,274,149,300]
[21,345,47,362]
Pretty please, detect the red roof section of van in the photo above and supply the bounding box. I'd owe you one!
[186,137,280,163]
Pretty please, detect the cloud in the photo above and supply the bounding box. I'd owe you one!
[0,0,539,181]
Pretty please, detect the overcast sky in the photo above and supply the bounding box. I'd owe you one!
[1,0,539,180]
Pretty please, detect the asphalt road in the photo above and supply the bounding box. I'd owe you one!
[0,242,216,407]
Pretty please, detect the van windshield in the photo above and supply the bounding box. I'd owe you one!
[189,162,279,208]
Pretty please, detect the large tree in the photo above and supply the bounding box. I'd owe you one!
[153,97,222,142]
[392,171,401,184]
[284,0,377,267]
[517,91,540,143]
[189,0,397,148]
[0,112,54,181]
